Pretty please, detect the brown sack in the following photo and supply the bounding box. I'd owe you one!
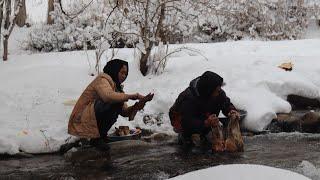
[225,114,244,152]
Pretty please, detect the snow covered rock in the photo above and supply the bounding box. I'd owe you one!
[268,111,320,133]
[169,164,310,180]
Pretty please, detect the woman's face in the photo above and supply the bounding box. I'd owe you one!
[211,86,221,97]
[118,65,128,84]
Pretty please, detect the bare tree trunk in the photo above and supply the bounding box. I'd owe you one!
[47,0,54,24]
[3,0,22,61]
[15,0,25,27]
[156,3,166,42]
[140,43,153,76]
[139,0,150,76]
[139,1,165,76]
[0,0,4,46]
[3,37,8,60]
[3,0,11,61]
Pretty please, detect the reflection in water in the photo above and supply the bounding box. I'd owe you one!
[1,133,320,180]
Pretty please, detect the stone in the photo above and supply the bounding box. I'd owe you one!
[142,133,173,142]
[269,111,320,133]
[300,112,320,133]
[64,146,110,167]
[287,95,320,109]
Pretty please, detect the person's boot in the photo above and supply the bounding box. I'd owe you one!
[178,133,193,148]
[191,133,201,147]
[90,138,110,151]
[225,113,244,152]
[199,134,210,149]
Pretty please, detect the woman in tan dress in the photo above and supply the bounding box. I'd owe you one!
[68,59,153,150]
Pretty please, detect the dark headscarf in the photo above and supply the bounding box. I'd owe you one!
[103,59,128,92]
[197,71,224,98]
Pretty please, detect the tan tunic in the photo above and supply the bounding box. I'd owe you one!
[68,73,130,138]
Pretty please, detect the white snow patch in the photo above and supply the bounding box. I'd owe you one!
[298,161,320,180]
[1,38,320,154]
[169,164,310,180]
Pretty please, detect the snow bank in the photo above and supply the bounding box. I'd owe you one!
[169,164,310,180]
[298,161,320,180]
[1,39,320,154]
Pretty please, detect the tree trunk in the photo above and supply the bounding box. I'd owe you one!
[156,3,166,43]
[3,37,8,61]
[47,0,54,24]
[140,43,153,76]
[3,0,11,61]
[139,0,150,76]
[0,1,4,46]
[15,0,26,27]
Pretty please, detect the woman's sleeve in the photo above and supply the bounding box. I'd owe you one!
[95,77,128,103]
[220,91,237,116]
[120,103,130,117]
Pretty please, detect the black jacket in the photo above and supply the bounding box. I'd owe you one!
[170,77,236,133]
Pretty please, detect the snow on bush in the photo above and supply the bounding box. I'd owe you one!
[25,0,134,52]
[195,0,309,41]
[24,0,318,52]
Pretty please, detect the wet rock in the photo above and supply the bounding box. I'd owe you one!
[109,140,152,156]
[64,146,111,167]
[142,133,174,142]
[143,113,164,126]
[287,95,320,109]
[268,111,320,133]
[300,112,320,132]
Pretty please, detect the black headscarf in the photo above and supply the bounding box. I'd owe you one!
[103,59,129,92]
[197,71,224,98]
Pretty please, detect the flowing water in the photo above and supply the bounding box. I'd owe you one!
[1,132,320,180]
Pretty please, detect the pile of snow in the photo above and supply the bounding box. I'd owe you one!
[169,164,310,180]
[298,161,320,180]
[1,37,320,154]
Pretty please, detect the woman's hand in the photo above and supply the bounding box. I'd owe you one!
[128,93,145,100]
[133,93,154,111]
[128,93,154,121]
[205,114,219,127]
[228,110,240,120]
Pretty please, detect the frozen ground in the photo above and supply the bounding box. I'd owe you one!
[1,33,320,154]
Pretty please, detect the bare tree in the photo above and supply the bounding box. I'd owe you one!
[0,0,4,43]
[2,0,22,61]
[15,0,25,27]
[115,0,177,76]
[47,0,54,24]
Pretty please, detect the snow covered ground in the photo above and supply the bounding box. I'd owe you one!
[169,164,311,180]
[1,1,318,179]
[2,29,320,155]
[1,30,320,154]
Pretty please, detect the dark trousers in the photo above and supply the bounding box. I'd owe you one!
[94,99,122,138]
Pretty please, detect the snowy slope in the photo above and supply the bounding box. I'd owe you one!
[169,164,310,180]
[1,38,320,154]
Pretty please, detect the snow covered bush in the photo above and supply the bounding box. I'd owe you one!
[195,0,308,41]
[113,0,198,75]
[26,1,101,51]
[25,0,138,52]
[24,0,315,61]
[25,0,313,53]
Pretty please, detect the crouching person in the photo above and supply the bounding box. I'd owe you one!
[68,59,153,151]
[169,71,243,152]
